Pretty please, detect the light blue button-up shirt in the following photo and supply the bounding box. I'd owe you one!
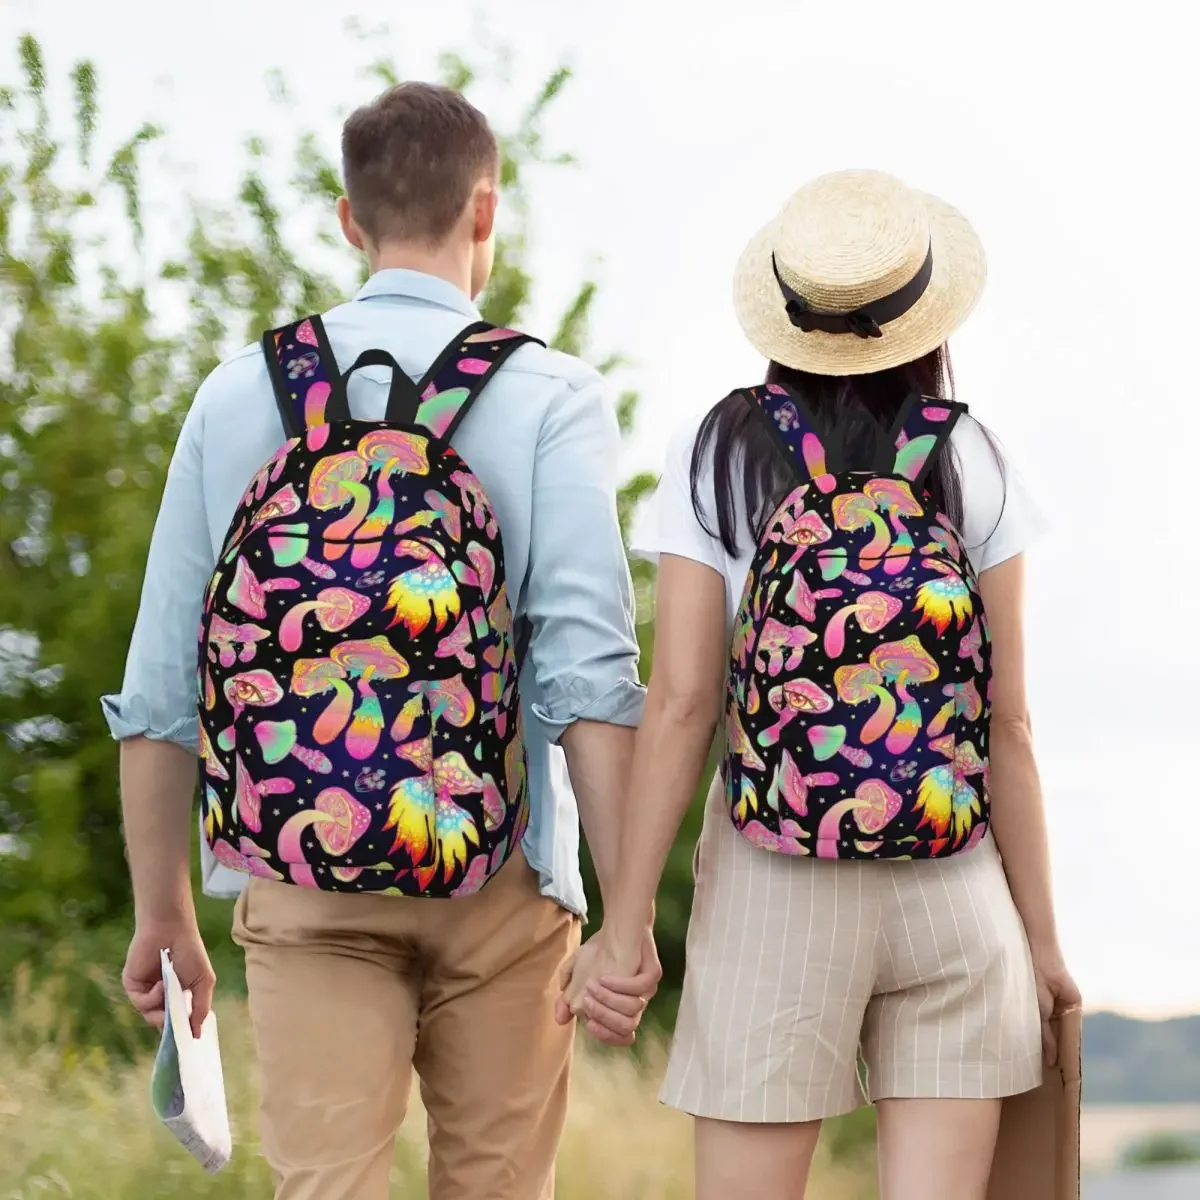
[102,269,644,917]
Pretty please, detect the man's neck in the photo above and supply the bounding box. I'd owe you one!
[368,242,473,299]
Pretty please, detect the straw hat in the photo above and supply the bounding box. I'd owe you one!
[732,169,986,376]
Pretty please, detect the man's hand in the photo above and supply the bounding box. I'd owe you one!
[123,921,215,1040]
[555,926,661,1047]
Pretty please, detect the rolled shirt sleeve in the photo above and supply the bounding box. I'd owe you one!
[100,391,215,753]
[523,374,646,741]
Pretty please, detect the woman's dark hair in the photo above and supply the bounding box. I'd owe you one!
[690,345,1005,557]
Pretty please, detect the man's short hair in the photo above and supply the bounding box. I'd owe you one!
[341,82,499,246]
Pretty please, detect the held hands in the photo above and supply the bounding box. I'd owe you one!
[555,926,662,1047]
[122,921,215,1040]
[1030,942,1081,1066]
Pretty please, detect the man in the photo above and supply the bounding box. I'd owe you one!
[104,82,659,1200]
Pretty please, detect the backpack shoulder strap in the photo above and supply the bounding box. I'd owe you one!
[261,314,351,439]
[410,321,545,441]
[739,383,838,493]
[883,393,968,489]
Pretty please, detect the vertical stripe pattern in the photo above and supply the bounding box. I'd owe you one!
[660,777,1043,1123]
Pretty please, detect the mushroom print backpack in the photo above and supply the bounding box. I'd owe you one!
[725,384,992,860]
[197,314,542,897]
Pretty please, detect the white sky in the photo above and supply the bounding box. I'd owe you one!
[4,0,1197,1017]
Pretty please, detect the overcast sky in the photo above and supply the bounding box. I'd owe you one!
[3,0,1196,1017]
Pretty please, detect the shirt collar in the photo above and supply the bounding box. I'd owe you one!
[354,268,481,320]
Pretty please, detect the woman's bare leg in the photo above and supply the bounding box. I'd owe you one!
[694,1116,823,1200]
[876,1098,1001,1200]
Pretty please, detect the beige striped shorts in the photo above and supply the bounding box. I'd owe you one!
[661,777,1044,1123]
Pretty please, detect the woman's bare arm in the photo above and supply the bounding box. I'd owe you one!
[978,554,1059,949]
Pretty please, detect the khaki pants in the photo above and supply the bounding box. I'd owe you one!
[232,850,580,1200]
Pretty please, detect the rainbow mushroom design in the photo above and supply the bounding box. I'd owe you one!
[926,679,983,738]
[805,724,873,768]
[309,451,372,560]
[869,636,940,754]
[862,478,923,575]
[330,637,410,759]
[832,491,892,568]
[385,539,461,636]
[450,470,498,538]
[834,663,895,746]
[816,778,904,858]
[915,559,974,635]
[276,787,372,888]
[822,591,903,658]
[352,430,431,566]
[209,834,284,881]
[915,734,987,849]
[278,587,371,653]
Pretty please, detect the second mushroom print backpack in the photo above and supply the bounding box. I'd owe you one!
[725,385,992,860]
[197,315,542,897]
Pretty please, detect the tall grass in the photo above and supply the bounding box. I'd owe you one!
[0,966,876,1198]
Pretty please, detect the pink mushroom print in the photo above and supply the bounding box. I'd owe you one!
[210,835,284,881]
[351,430,431,567]
[242,438,299,506]
[291,658,355,745]
[276,788,372,885]
[254,718,333,774]
[739,816,811,856]
[805,724,873,768]
[279,587,371,653]
[436,615,475,669]
[833,663,896,746]
[425,490,462,542]
[862,478,923,575]
[869,636,940,754]
[926,679,983,738]
[217,669,283,750]
[234,753,294,833]
[228,557,300,619]
[822,591,903,658]
[267,523,336,580]
[389,674,474,745]
[832,491,891,567]
[759,678,834,748]
[785,573,842,622]
[958,618,984,672]
[309,451,372,560]
[765,748,840,817]
[450,853,493,897]
[450,470,498,538]
[207,615,269,667]
[755,618,817,676]
[330,637,410,760]
[247,484,302,534]
[816,778,904,858]
[915,735,987,849]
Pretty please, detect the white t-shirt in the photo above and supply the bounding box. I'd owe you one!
[635,405,1048,622]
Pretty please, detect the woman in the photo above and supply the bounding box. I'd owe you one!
[562,170,1080,1200]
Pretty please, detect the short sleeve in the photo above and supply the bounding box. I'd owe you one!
[952,414,1050,575]
[633,416,724,573]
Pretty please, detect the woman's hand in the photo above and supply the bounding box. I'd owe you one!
[1030,943,1081,1066]
[555,926,660,1047]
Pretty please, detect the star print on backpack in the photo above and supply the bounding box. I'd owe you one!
[725,384,992,860]
[197,314,543,897]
